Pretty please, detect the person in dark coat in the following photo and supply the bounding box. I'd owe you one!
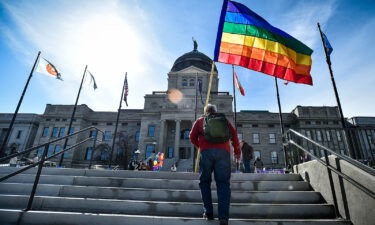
[240,141,253,173]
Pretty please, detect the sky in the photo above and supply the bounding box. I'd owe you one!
[0,0,374,118]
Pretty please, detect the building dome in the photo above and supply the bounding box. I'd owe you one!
[170,49,218,72]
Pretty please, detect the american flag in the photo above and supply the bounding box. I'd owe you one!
[123,73,128,106]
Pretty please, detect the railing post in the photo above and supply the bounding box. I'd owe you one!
[335,157,350,220]
[324,150,340,217]
[89,133,97,169]
[25,143,48,211]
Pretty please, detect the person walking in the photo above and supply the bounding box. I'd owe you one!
[190,104,241,225]
[240,141,253,173]
[253,157,264,173]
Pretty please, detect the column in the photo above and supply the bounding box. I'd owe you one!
[158,120,166,153]
[174,120,181,160]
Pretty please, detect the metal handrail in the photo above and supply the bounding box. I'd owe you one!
[284,128,375,220]
[0,126,104,163]
[0,126,104,211]
[287,129,375,176]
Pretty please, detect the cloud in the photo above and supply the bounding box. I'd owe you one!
[1,0,171,111]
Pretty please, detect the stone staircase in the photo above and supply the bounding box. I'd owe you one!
[0,167,351,225]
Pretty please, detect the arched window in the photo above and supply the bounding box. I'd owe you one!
[182,78,188,87]
[189,78,195,87]
[100,149,109,161]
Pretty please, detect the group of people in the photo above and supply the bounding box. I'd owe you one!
[128,152,165,171]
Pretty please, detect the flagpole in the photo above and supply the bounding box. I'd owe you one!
[0,51,41,157]
[274,77,288,168]
[317,22,355,158]
[232,65,237,130]
[194,72,198,121]
[108,73,127,169]
[58,65,88,166]
[194,62,215,173]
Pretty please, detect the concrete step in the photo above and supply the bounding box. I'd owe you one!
[0,183,324,204]
[0,209,352,225]
[0,195,335,219]
[0,167,303,181]
[1,174,311,191]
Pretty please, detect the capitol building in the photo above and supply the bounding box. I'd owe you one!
[1,47,374,171]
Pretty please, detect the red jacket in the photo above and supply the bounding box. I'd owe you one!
[189,116,241,156]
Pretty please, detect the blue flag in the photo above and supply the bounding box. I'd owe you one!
[322,32,333,56]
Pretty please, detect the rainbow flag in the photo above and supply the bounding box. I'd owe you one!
[214,0,313,85]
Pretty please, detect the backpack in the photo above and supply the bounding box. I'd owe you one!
[203,113,231,143]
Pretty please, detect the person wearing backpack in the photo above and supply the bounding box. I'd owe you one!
[190,104,241,225]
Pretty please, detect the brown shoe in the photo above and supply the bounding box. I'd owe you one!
[219,219,228,225]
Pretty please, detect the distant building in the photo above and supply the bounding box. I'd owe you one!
[1,46,374,170]
[0,113,40,156]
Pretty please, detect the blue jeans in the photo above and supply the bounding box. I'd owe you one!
[243,159,252,173]
[199,148,231,220]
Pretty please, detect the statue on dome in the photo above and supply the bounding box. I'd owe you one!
[192,37,198,51]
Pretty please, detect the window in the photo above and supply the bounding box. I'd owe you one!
[252,133,260,144]
[306,130,312,139]
[54,145,61,153]
[333,121,339,125]
[237,133,243,141]
[16,130,22,139]
[46,118,51,121]
[145,144,155,159]
[237,124,242,128]
[85,148,93,160]
[51,127,58,137]
[69,127,75,135]
[47,145,54,157]
[181,129,190,139]
[182,78,188,87]
[103,131,112,141]
[340,149,345,155]
[316,121,321,125]
[55,118,60,121]
[316,130,322,141]
[92,122,98,125]
[179,147,190,159]
[116,148,124,157]
[148,126,155,137]
[189,78,195,87]
[122,123,128,126]
[62,118,67,122]
[320,149,326,157]
[269,133,276,144]
[42,127,48,137]
[64,146,69,158]
[167,147,174,158]
[305,121,311,125]
[58,127,65,137]
[254,151,261,159]
[137,123,141,126]
[90,130,98,138]
[268,124,275,128]
[107,122,113,126]
[37,147,44,157]
[135,131,140,142]
[271,152,278,164]
[323,121,328,125]
[336,130,342,141]
[326,130,331,141]
[100,149,109,161]
[252,124,258,128]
